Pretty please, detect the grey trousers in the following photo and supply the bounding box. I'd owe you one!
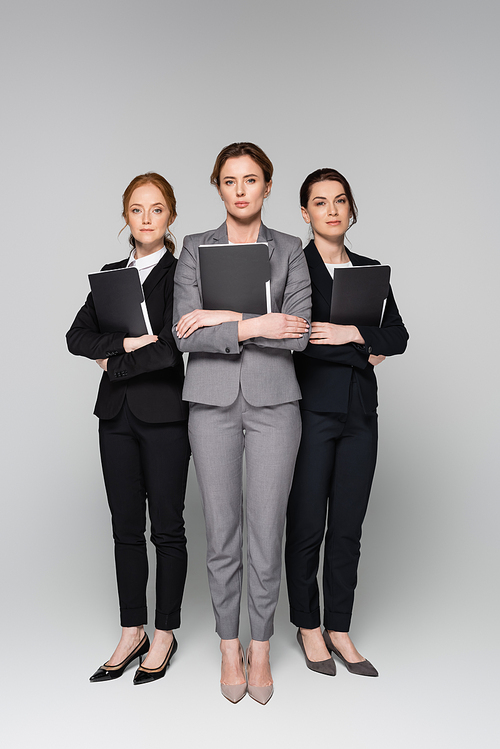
[188,391,301,641]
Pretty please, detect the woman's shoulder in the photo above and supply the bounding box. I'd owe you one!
[182,224,225,248]
[346,249,381,266]
[262,225,301,250]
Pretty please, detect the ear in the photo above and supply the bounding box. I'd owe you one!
[301,206,311,224]
[263,179,272,198]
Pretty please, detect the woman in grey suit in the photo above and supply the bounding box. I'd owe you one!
[174,142,311,703]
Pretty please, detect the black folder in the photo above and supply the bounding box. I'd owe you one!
[88,266,152,336]
[199,243,271,315]
[330,265,391,327]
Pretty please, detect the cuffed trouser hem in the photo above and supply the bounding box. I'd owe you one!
[290,606,321,630]
[155,608,181,631]
[324,610,352,632]
[120,606,147,627]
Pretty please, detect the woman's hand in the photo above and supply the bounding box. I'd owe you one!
[309,322,364,346]
[240,313,309,341]
[123,335,158,353]
[96,358,108,371]
[368,354,386,366]
[176,309,242,339]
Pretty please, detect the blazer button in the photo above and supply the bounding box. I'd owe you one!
[368,346,372,353]
[225,347,230,353]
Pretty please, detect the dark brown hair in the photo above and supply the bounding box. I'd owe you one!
[210,142,274,187]
[300,168,358,228]
[121,172,177,254]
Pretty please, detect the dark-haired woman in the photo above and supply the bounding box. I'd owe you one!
[67,173,189,685]
[285,169,408,677]
[174,143,311,703]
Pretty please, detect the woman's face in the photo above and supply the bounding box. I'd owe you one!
[302,180,352,242]
[126,183,170,256]
[218,155,271,223]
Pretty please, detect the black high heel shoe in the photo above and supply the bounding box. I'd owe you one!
[323,630,379,677]
[297,629,336,676]
[89,633,150,682]
[133,634,178,685]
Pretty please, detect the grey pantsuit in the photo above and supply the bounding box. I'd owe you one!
[173,222,312,640]
[189,393,301,640]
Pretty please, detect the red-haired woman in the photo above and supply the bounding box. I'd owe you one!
[67,173,189,685]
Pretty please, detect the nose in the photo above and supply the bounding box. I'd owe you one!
[328,203,338,216]
[236,181,245,196]
[142,212,151,224]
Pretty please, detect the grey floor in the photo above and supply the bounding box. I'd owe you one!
[4,461,497,749]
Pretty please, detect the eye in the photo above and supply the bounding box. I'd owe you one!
[246,178,256,184]
[131,208,141,213]
[314,201,326,206]
[224,179,235,186]
[153,208,163,213]
[336,198,346,204]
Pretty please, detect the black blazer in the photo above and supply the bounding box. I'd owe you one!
[66,251,187,423]
[293,241,408,414]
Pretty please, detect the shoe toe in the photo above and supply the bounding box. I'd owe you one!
[221,683,247,703]
[133,669,155,685]
[89,667,113,682]
[247,684,273,705]
[348,659,378,677]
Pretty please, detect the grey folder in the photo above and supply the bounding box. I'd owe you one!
[89,266,152,336]
[199,243,271,315]
[330,265,391,327]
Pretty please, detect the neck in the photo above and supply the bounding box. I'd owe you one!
[313,234,348,264]
[226,213,261,244]
[133,240,164,259]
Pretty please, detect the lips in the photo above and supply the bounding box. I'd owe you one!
[235,202,249,207]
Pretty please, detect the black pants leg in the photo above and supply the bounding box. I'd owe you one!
[99,400,190,630]
[285,381,378,632]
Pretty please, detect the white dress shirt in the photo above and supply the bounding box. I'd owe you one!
[127,246,166,284]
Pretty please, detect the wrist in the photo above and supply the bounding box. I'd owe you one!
[238,316,260,341]
[350,326,365,344]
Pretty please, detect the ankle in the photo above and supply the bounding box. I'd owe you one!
[220,638,241,654]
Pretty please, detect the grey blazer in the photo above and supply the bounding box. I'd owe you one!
[173,222,312,407]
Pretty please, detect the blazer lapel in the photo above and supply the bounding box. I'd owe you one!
[304,240,332,308]
[142,251,174,299]
[209,223,228,244]
[258,223,275,260]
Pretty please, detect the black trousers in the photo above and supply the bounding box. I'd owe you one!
[285,380,378,632]
[98,400,190,630]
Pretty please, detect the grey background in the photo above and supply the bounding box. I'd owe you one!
[1,0,498,746]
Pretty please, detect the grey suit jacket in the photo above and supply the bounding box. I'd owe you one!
[173,222,312,407]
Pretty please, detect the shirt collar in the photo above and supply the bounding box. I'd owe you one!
[127,245,166,269]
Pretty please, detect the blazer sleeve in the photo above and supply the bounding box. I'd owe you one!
[105,269,182,383]
[355,286,409,356]
[173,237,246,355]
[239,238,312,352]
[66,290,127,360]
[299,340,370,369]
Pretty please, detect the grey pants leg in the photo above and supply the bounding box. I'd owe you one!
[189,392,301,641]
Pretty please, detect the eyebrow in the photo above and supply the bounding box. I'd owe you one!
[311,192,347,201]
[222,173,260,180]
[129,202,165,207]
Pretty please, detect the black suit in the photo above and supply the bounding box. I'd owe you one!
[67,251,190,630]
[285,241,408,631]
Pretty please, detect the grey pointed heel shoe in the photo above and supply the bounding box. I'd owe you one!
[323,630,378,677]
[246,648,273,705]
[220,646,247,703]
[297,629,336,676]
